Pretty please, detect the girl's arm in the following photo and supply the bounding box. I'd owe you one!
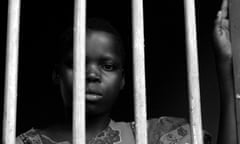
[213,0,238,143]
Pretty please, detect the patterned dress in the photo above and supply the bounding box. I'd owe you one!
[16,116,211,144]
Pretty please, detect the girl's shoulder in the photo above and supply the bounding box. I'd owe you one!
[148,116,192,144]
[123,116,190,143]
[16,128,70,144]
[127,116,211,144]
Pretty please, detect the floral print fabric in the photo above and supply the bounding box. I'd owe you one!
[16,117,211,144]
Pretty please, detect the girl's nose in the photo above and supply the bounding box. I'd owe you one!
[86,65,101,83]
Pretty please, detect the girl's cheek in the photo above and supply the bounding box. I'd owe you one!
[105,73,123,88]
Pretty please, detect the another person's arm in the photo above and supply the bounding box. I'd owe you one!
[213,0,238,143]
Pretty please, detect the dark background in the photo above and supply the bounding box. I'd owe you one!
[0,0,223,143]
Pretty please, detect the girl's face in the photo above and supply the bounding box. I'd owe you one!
[59,30,125,116]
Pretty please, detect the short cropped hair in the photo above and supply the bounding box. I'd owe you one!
[56,18,125,67]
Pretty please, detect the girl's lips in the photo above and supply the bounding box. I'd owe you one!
[86,90,103,101]
[86,93,103,101]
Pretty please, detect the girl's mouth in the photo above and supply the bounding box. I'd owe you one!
[86,91,103,101]
[86,93,102,101]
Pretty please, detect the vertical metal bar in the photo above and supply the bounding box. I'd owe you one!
[229,0,240,141]
[73,0,86,143]
[183,0,203,144]
[132,0,148,144]
[2,0,21,144]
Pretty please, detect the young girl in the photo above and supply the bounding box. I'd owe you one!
[15,18,213,144]
[14,13,222,144]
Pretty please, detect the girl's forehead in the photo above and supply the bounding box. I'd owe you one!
[86,30,116,47]
[87,31,113,43]
[63,32,121,59]
[86,31,121,56]
[60,30,123,63]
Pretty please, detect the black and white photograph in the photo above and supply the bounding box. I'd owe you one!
[0,0,239,143]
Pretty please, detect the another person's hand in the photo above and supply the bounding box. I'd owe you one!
[213,0,232,63]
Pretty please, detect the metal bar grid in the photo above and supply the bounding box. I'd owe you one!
[1,0,204,144]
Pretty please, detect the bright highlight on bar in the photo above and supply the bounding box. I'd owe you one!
[2,0,21,144]
[132,0,148,144]
[184,0,204,144]
[73,0,86,144]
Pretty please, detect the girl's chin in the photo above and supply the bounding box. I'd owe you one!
[86,104,110,117]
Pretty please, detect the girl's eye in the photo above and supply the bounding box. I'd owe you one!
[102,64,115,71]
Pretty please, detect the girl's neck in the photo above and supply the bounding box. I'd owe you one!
[86,114,111,141]
[62,111,111,142]
[62,107,111,142]
[86,113,110,132]
[64,108,111,131]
